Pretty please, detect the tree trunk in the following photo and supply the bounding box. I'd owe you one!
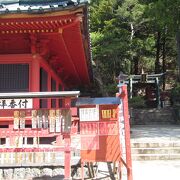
[176,31,180,81]
[130,23,135,74]
[162,29,166,90]
[93,67,109,97]
[155,31,161,74]
[133,56,139,74]
[130,23,134,41]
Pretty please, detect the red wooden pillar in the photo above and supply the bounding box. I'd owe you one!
[56,81,59,108]
[116,102,123,180]
[64,98,71,180]
[81,161,85,180]
[31,56,40,108]
[121,85,133,180]
[64,134,71,180]
[47,74,51,108]
[56,135,63,146]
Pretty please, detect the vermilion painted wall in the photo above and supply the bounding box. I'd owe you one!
[0,54,64,109]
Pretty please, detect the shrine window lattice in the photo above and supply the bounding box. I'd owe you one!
[0,64,29,92]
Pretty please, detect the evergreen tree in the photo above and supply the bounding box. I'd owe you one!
[89,0,178,95]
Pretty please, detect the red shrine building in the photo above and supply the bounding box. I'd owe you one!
[0,0,91,167]
[0,0,91,94]
[0,1,133,180]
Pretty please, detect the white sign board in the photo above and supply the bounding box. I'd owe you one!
[79,106,99,121]
[0,99,32,109]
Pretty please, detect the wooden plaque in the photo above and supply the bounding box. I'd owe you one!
[14,111,20,129]
[43,110,49,129]
[20,111,25,129]
[32,110,37,129]
[49,110,56,133]
[37,110,43,128]
[55,109,61,133]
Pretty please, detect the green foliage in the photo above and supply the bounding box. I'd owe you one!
[128,96,146,108]
[171,83,180,102]
[104,83,118,96]
[89,0,178,96]
[144,0,180,75]
[145,0,180,32]
[90,0,116,32]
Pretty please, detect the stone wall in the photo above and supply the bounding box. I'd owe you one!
[130,108,176,125]
[0,167,64,180]
[0,166,95,180]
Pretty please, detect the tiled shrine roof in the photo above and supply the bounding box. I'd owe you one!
[0,0,87,14]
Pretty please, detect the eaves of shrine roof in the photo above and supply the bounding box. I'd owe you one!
[0,0,88,14]
[0,0,93,88]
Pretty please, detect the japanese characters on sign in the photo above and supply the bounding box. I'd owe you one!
[12,109,71,134]
[79,105,118,122]
[0,99,32,109]
[0,129,48,138]
[80,122,118,136]
[37,110,43,129]
[80,122,119,150]
[99,122,118,135]
[19,111,25,129]
[101,109,116,119]
[80,105,119,151]
[32,110,37,129]
[100,106,118,120]
[14,111,20,130]
[55,110,61,133]
[43,110,49,129]
[79,106,99,122]
[80,122,99,135]
[49,110,56,133]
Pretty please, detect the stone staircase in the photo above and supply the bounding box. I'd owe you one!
[130,125,180,161]
[131,141,180,161]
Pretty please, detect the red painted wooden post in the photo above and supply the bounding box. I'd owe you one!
[56,135,62,146]
[64,98,71,108]
[64,97,71,180]
[31,57,40,108]
[64,134,71,180]
[81,161,85,180]
[47,73,51,108]
[121,85,133,180]
[115,96,123,180]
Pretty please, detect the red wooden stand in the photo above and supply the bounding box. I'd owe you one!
[79,84,133,180]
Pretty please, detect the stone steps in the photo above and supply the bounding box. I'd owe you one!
[131,141,180,161]
[133,154,180,161]
[132,147,180,154]
[131,141,180,148]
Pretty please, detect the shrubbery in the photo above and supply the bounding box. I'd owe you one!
[128,96,146,108]
[171,83,180,105]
